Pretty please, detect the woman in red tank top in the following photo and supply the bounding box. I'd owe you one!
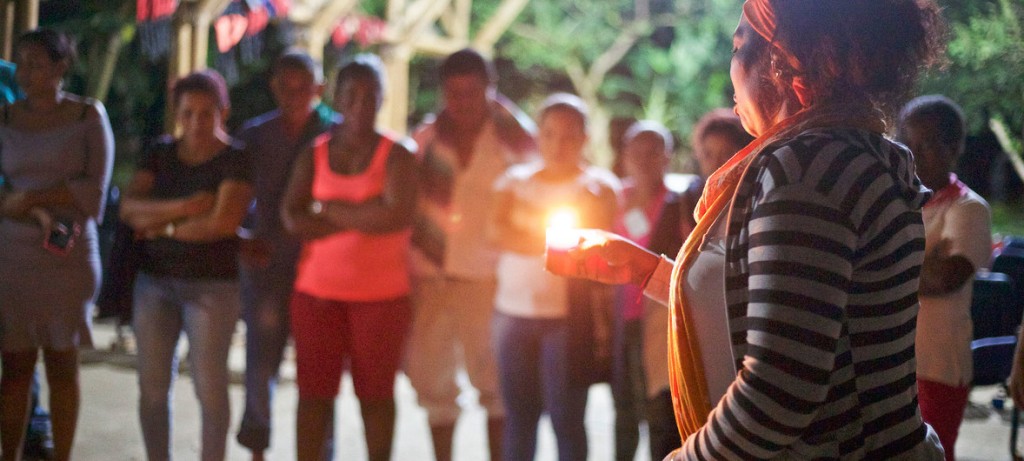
[280,54,417,461]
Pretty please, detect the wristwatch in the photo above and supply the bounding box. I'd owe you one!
[309,199,324,216]
[163,221,176,238]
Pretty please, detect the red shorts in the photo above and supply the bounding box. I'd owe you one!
[290,291,412,400]
[917,378,970,461]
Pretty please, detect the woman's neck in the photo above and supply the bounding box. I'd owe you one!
[179,130,229,162]
[282,110,312,139]
[539,161,584,181]
[629,176,664,205]
[337,122,377,148]
[23,90,64,113]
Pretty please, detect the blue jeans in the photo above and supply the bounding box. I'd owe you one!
[132,273,241,461]
[235,264,293,452]
[493,312,588,461]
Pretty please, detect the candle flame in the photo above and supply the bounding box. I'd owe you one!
[547,207,578,229]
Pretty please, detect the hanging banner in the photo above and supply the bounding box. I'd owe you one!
[214,14,249,53]
[136,0,177,22]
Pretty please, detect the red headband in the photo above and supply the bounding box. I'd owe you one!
[742,0,812,107]
[742,0,776,43]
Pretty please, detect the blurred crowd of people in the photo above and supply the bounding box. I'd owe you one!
[1,0,1020,460]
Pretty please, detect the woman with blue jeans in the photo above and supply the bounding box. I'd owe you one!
[120,70,252,461]
[488,93,619,460]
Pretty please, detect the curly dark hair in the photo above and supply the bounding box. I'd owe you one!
[753,0,945,123]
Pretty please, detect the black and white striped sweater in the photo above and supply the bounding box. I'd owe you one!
[682,128,943,460]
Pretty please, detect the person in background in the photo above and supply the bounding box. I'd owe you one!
[557,0,946,458]
[405,47,536,461]
[489,92,619,461]
[0,55,57,461]
[120,69,252,461]
[280,54,417,461]
[620,112,751,461]
[610,119,677,461]
[0,29,114,461]
[233,50,336,461]
[897,95,992,461]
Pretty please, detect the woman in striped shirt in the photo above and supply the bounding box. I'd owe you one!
[556,0,947,458]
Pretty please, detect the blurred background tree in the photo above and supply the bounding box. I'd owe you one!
[33,0,1024,220]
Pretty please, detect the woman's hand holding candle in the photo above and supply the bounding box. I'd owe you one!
[545,223,661,286]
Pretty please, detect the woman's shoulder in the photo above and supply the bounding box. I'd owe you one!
[62,93,108,122]
[755,127,928,210]
[582,165,622,190]
[381,130,418,158]
[506,160,544,180]
[761,127,911,180]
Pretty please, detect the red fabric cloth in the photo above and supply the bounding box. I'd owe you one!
[917,378,970,461]
[741,0,813,107]
[924,174,969,209]
[137,0,176,22]
[290,291,412,400]
[293,133,412,301]
[614,184,667,320]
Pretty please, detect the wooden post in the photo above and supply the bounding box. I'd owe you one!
[379,43,413,133]
[294,0,357,62]
[1,0,39,61]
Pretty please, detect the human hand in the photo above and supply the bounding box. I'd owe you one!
[27,207,53,234]
[920,238,975,296]
[662,447,684,461]
[545,229,659,286]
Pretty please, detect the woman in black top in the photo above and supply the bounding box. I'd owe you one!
[120,70,252,461]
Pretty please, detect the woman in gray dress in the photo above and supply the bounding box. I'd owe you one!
[0,29,114,460]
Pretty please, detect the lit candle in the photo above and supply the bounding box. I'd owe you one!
[545,207,583,275]
[545,207,581,250]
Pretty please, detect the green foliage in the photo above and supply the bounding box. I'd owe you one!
[991,201,1024,238]
[500,0,634,72]
[36,0,1023,181]
[616,0,738,141]
[921,0,1024,143]
[495,0,740,164]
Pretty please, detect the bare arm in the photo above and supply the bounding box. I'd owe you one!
[166,179,252,242]
[320,142,418,234]
[488,183,546,255]
[918,240,976,296]
[119,170,214,234]
[1,185,77,220]
[919,200,992,296]
[280,146,342,241]
[1,101,114,221]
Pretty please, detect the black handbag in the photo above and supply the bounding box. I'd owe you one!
[95,199,140,324]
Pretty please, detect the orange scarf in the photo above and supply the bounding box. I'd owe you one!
[667,103,885,439]
[668,110,806,437]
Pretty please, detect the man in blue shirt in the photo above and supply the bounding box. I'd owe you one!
[233,50,338,461]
